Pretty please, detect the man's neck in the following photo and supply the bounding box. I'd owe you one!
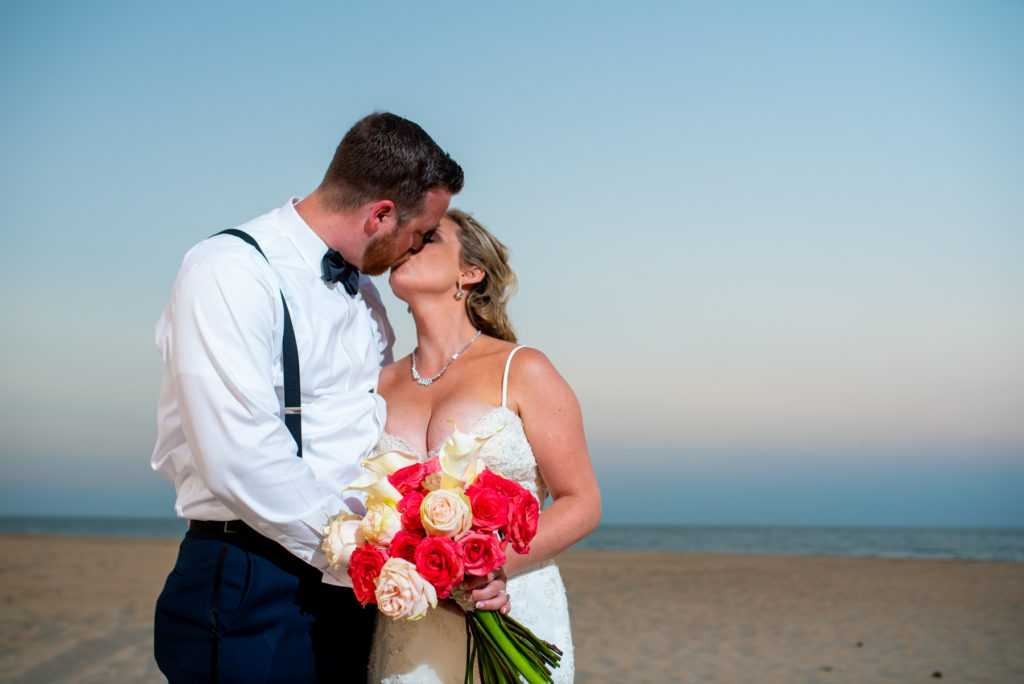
[294,190,365,264]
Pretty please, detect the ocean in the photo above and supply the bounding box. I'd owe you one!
[2,516,1022,561]
[571,524,1024,561]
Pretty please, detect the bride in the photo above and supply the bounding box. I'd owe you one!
[367,209,602,683]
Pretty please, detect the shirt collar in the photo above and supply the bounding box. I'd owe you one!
[280,197,330,276]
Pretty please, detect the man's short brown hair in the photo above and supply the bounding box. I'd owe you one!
[319,112,464,224]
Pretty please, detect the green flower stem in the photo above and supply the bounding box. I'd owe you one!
[464,619,477,684]
[500,616,560,669]
[471,615,519,680]
[505,629,549,671]
[468,615,518,684]
[503,627,548,673]
[504,615,563,658]
[472,611,551,684]
[501,614,561,655]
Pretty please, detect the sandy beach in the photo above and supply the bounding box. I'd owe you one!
[1,535,1021,683]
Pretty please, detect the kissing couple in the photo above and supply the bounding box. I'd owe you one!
[151,112,601,683]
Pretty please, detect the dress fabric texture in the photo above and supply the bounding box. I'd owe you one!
[368,349,574,683]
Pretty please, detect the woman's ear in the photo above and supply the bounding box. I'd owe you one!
[461,266,485,286]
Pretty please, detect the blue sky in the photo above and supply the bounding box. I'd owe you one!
[1,1,1021,526]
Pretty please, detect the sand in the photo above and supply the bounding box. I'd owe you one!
[1,536,1021,683]
[560,551,1024,683]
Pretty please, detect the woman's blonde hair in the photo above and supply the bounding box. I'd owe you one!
[447,209,518,343]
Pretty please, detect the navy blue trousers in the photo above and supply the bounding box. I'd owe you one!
[154,527,375,683]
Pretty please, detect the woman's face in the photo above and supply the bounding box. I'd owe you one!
[388,216,463,300]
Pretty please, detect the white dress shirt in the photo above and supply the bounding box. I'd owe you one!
[152,198,394,586]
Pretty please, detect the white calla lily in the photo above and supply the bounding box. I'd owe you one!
[363,449,418,477]
[346,470,404,504]
[437,421,501,489]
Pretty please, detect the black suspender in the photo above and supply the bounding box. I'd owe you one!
[214,229,302,457]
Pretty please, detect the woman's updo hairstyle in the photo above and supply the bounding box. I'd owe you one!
[447,209,518,343]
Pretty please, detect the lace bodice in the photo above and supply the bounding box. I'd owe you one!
[374,405,549,506]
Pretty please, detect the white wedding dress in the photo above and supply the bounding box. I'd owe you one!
[367,347,574,683]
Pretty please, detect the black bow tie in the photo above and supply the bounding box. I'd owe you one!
[321,249,360,296]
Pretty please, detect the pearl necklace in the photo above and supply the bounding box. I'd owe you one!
[411,330,482,386]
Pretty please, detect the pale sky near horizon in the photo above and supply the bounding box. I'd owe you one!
[1,1,1022,526]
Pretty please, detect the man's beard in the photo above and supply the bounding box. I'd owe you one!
[360,226,406,276]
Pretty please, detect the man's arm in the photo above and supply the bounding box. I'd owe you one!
[167,248,348,571]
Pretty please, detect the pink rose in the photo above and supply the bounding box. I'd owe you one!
[474,469,526,500]
[458,530,506,577]
[348,544,388,606]
[398,490,426,534]
[465,483,510,533]
[389,463,429,495]
[414,535,464,599]
[388,529,423,564]
[507,492,539,554]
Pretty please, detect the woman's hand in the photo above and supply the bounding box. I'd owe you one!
[463,568,510,614]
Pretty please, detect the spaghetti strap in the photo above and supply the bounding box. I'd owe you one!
[501,346,528,408]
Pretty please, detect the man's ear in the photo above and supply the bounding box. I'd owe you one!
[367,200,396,235]
[461,265,485,286]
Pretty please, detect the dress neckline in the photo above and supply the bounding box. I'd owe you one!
[381,345,528,460]
[382,405,520,460]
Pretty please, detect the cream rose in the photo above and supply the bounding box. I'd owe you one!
[321,511,364,569]
[375,558,438,621]
[420,488,473,538]
[359,498,402,547]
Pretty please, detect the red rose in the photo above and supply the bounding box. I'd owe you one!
[414,535,464,599]
[423,456,441,473]
[398,490,426,533]
[474,468,526,500]
[348,544,388,606]
[465,483,510,533]
[458,530,506,577]
[388,529,424,564]
[507,492,539,554]
[389,463,428,495]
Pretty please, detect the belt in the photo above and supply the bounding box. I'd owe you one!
[187,519,312,576]
[188,519,257,536]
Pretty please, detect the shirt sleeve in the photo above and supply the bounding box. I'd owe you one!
[165,248,348,571]
[358,275,397,367]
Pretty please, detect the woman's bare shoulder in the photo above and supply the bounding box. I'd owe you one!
[501,345,575,413]
[505,345,557,376]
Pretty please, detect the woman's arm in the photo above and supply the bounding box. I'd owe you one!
[503,348,602,576]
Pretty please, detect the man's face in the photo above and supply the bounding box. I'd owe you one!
[360,187,452,276]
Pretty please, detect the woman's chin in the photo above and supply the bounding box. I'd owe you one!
[387,272,410,300]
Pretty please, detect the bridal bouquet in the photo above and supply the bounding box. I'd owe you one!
[322,423,562,684]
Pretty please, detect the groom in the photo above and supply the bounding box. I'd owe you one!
[152,113,470,682]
